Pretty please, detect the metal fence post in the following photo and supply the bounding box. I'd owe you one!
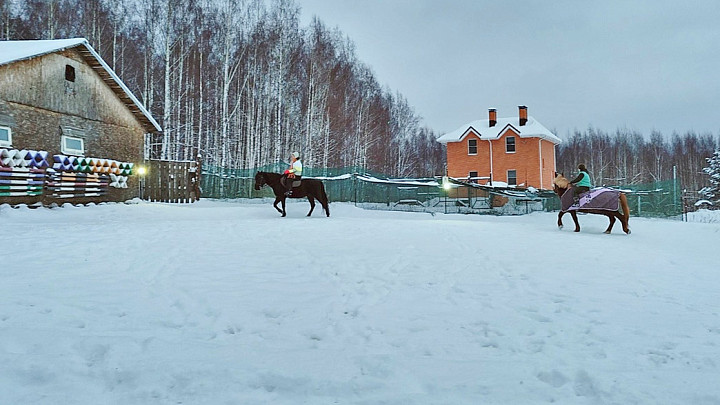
[673,165,677,215]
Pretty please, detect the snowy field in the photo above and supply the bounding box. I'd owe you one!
[1,200,719,404]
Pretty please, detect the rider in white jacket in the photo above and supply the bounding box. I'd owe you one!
[282,152,302,196]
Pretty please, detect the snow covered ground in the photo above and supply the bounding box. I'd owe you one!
[1,200,719,404]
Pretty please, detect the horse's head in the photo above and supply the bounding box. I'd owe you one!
[254,172,266,190]
[553,172,571,196]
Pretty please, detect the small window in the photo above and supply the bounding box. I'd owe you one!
[468,139,477,155]
[61,135,84,156]
[0,126,11,147]
[65,65,76,82]
[469,171,478,183]
[507,170,517,186]
[506,136,516,153]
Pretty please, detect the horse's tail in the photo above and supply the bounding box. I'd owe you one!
[319,181,330,216]
[619,192,631,233]
[619,192,630,219]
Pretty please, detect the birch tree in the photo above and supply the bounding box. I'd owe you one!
[389,91,420,177]
[12,0,446,177]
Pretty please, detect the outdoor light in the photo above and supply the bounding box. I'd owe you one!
[442,176,451,190]
[137,166,147,176]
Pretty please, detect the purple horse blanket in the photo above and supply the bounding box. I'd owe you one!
[561,187,621,212]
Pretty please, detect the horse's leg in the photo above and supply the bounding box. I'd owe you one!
[307,195,315,217]
[320,186,330,217]
[570,211,580,232]
[604,214,616,234]
[281,197,287,217]
[557,211,564,229]
[273,197,283,214]
[619,193,631,234]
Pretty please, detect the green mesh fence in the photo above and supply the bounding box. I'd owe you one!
[616,179,682,218]
[200,166,681,218]
[200,165,383,201]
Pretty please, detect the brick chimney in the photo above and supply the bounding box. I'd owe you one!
[488,108,497,127]
[518,105,528,126]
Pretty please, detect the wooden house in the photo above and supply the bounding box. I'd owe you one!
[0,38,161,204]
[436,106,561,190]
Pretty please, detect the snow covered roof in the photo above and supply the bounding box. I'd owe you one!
[0,38,161,133]
[436,116,561,145]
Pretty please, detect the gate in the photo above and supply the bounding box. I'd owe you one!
[142,159,199,203]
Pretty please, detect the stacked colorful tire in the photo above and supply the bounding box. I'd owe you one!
[13,150,27,167]
[109,173,129,189]
[0,149,11,166]
[77,157,91,173]
[0,149,46,168]
[26,151,49,169]
[120,162,134,176]
[53,155,73,171]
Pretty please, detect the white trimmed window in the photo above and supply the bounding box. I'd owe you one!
[0,126,11,147]
[507,170,517,186]
[468,139,477,155]
[61,135,85,156]
[506,136,516,153]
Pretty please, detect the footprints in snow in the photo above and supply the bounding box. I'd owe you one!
[536,369,600,398]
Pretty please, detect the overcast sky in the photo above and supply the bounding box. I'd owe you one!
[295,0,720,139]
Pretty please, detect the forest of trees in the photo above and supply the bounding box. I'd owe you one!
[2,0,718,192]
[556,128,719,194]
[0,0,444,177]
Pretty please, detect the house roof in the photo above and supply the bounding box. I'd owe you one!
[436,116,562,145]
[0,38,161,133]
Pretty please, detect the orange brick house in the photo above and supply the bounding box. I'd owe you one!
[437,106,561,190]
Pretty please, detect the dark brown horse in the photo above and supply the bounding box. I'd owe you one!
[553,173,631,234]
[254,171,330,217]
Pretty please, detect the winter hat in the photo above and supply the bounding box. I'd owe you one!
[291,152,300,159]
[578,164,587,172]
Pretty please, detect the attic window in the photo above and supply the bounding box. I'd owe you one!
[65,65,76,82]
[468,139,477,155]
[506,136,516,153]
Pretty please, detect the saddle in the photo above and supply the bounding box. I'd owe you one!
[282,177,302,190]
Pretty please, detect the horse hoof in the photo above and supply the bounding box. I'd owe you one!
[558,225,563,230]
[625,228,631,234]
[604,230,611,234]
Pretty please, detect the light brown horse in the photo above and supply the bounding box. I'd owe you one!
[553,173,631,234]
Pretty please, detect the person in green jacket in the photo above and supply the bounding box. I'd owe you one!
[569,164,592,200]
